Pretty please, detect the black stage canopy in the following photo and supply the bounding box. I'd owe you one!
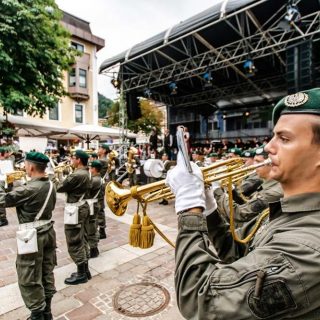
[100,0,320,111]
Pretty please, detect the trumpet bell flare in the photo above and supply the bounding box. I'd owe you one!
[106,181,130,216]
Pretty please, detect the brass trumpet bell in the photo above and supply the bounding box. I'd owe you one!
[106,181,131,216]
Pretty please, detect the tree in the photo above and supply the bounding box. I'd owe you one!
[98,93,113,119]
[105,98,163,135]
[0,0,77,117]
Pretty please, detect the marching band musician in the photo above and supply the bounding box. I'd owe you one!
[166,88,320,319]
[159,153,176,205]
[97,144,110,239]
[107,149,119,182]
[191,150,204,167]
[0,146,11,226]
[230,149,264,205]
[0,152,56,320]
[126,147,140,187]
[86,160,103,258]
[56,150,91,285]
[214,146,283,227]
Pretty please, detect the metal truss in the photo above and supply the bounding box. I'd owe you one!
[110,9,320,93]
[152,75,287,108]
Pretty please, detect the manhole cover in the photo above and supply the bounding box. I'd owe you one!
[113,282,170,317]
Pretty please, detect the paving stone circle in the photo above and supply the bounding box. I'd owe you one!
[113,282,170,317]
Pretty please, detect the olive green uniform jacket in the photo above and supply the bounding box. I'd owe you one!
[214,179,283,227]
[57,167,91,265]
[238,171,263,197]
[175,193,320,319]
[0,177,57,311]
[87,174,102,248]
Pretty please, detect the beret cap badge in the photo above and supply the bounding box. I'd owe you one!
[284,92,309,108]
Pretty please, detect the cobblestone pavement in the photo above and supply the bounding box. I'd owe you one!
[0,195,184,320]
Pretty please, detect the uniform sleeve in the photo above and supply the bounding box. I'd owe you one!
[0,184,34,208]
[175,213,313,320]
[240,177,263,197]
[214,187,270,225]
[56,172,78,193]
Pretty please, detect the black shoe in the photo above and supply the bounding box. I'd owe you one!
[99,228,107,239]
[27,310,44,320]
[85,261,92,280]
[90,247,99,258]
[64,263,88,285]
[43,297,53,320]
[0,219,8,227]
[159,200,164,205]
[162,199,168,205]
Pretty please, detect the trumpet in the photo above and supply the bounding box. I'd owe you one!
[5,171,27,187]
[107,150,118,174]
[106,158,272,217]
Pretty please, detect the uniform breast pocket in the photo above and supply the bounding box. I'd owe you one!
[209,254,306,319]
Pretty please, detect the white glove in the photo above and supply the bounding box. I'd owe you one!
[165,153,206,213]
[203,187,218,216]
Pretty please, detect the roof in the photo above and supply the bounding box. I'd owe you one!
[100,0,255,71]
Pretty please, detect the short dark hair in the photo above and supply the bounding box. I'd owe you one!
[32,162,47,173]
[76,156,89,166]
[311,121,320,145]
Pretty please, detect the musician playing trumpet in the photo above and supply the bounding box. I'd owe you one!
[165,88,320,319]
[125,147,140,187]
[214,146,283,227]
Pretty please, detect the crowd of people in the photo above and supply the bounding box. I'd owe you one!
[2,89,320,320]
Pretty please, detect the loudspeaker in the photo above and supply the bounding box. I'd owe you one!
[286,41,313,94]
[126,91,141,120]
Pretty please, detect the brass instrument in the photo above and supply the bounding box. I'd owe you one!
[106,158,270,217]
[5,171,27,187]
[52,159,73,182]
[126,147,138,174]
[107,150,118,174]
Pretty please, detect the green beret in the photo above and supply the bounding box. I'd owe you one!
[90,160,102,169]
[192,150,202,155]
[100,144,110,151]
[242,150,255,158]
[273,88,320,125]
[0,147,6,153]
[74,150,89,159]
[228,148,242,155]
[208,152,218,157]
[255,146,268,158]
[25,152,49,164]
[91,152,98,158]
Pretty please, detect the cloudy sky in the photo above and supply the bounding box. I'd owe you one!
[55,0,222,99]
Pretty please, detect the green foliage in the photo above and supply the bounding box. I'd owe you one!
[105,98,163,135]
[0,0,78,117]
[98,92,113,119]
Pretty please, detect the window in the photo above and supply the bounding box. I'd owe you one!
[69,68,76,87]
[71,41,84,52]
[13,108,23,116]
[49,103,59,120]
[79,69,87,88]
[75,104,83,123]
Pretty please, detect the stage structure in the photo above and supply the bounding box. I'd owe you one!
[100,0,320,141]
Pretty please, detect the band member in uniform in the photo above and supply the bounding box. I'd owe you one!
[214,146,283,227]
[0,146,10,226]
[87,160,103,258]
[191,150,204,167]
[166,88,320,319]
[159,153,176,205]
[57,150,91,285]
[0,152,56,320]
[97,144,110,239]
[126,147,140,187]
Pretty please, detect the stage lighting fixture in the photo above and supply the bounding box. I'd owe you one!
[284,4,301,25]
[243,59,256,77]
[278,2,301,31]
[169,81,178,95]
[244,111,250,117]
[143,88,152,98]
[111,78,121,89]
[203,70,213,88]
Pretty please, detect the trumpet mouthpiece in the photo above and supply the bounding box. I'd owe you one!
[265,158,272,165]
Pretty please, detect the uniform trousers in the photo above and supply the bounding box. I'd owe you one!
[64,203,90,265]
[16,225,57,311]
